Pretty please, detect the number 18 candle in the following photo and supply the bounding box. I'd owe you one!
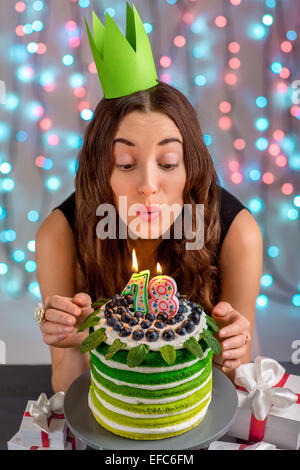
[122,251,179,317]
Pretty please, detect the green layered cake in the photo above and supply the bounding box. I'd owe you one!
[79,293,221,440]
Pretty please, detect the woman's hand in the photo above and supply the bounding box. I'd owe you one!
[211,301,251,370]
[40,293,94,347]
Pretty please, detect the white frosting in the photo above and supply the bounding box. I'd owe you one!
[94,301,207,351]
[92,386,211,418]
[92,361,207,390]
[91,346,210,373]
[90,369,212,404]
[88,391,212,434]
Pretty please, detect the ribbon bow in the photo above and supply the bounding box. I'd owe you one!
[234,356,299,421]
[28,392,65,433]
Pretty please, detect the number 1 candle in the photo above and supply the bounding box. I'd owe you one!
[122,249,150,313]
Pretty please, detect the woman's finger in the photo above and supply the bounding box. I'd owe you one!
[41,321,74,336]
[212,301,234,315]
[219,317,250,339]
[222,333,250,351]
[44,308,76,326]
[222,345,248,361]
[73,292,92,308]
[45,295,81,317]
[42,334,68,346]
[222,358,243,369]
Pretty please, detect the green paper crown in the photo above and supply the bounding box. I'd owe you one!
[85,2,159,99]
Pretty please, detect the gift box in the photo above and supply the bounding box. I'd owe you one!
[7,429,86,450]
[227,357,300,450]
[19,392,67,449]
[208,440,279,450]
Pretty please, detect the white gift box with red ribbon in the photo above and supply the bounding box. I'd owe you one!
[208,440,279,450]
[7,429,86,450]
[227,357,300,450]
[19,392,67,449]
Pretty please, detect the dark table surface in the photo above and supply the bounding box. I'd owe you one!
[0,363,299,450]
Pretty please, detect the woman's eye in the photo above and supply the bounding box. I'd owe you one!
[114,163,179,171]
[115,163,134,170]
[160,163,179,170]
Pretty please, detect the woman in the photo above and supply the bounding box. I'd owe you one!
[35,82,263,392]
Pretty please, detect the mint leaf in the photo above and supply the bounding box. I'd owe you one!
[160,345,176,365]
[126,344,149,368]
[202,329,222,355]
[205,315,220,333]
[91,298,111,309]
[80,328,107,354]
[105,339,126,360]
[77,314,100,333]
[183,336,203,358]
[195,302,204,310]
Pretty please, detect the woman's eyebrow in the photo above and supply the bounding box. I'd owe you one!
[113,137,183,146]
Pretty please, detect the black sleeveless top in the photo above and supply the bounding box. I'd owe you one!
[52,187,249,252]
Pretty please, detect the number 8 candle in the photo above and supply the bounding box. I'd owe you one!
[149,263,179,318]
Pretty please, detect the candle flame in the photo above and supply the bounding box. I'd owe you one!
[156,262,162,274]
[132,249,138,272]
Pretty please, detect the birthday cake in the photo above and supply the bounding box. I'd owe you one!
[79,288,221,440]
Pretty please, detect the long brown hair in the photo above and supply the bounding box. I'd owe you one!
[74,81,222,314]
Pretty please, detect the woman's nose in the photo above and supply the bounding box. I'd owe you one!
[137,166,158,197]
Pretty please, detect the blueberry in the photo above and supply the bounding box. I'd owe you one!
[112,322,123,333]
[106,315,119,327]
[145,312,155,322]
[104,308,114,319]
[121,312,132,323]
[181,320,195,333]
[192,306,202,315]
[120,327,132,337]
[106,300,115,309]
[129,317,139,327]
[175,326,187,336]
[162,329,175,341]
[112,294,123,306]
[189,301,198,309]
[117,306,127,315]
[141,319,151,329]
[134,312,144,320]
[154,320,165,329]
[120,296,129,307]
[157,312,168,322]
[166,317,177,326]
[145,328,159,342]
[190,311,201,325]
[132,329,144,341]
[178,304,188,314]
[174,313,184,322]
[124,294,134,304]
[128,307,135,314]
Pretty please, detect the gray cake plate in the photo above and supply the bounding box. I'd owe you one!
[64,367,238,450]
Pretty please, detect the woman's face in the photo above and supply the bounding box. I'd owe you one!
[110,111,186,239]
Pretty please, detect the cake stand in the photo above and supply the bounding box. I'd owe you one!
[64,366,238,450]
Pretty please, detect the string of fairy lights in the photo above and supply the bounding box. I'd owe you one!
[0,0,299,310]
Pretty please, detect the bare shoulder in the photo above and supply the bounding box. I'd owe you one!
[36,209,75,244]
[35,208,77,294]
[220,208,263,256]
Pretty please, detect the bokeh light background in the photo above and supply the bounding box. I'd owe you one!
[0,0,299,363]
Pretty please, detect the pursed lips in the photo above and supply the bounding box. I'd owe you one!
[136,205,161,215]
